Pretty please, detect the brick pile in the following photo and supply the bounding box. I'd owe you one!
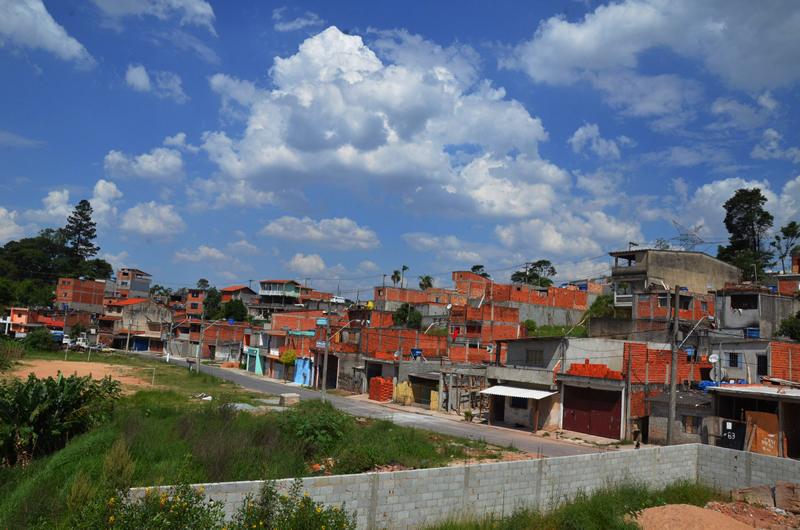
[566,359,623,379]
[369,377,394,402]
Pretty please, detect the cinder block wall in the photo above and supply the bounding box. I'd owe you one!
[130,445,800,529]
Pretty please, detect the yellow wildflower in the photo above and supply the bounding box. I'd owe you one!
[249,503,253,508]
[109,515,114,523]
[305,492,309,497]
[200,487,204,492]
[334,506,338,511]
[317,507,322,513]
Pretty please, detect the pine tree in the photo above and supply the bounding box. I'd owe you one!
[64,200,98,260]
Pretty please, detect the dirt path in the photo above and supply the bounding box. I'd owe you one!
[8,360,151,392]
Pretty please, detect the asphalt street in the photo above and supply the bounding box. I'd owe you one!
[154,354,603,458]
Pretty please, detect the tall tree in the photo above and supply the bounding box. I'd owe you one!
[64,200,98,260]
[470,265,491,278]
[391,270,401,287]
[418,275,433,291]
[511,260,557,287]
[770,220,800,273]
[717,188,775,280]
[196,278,210,290]
[401,265,408,288]
[203,287,222,319]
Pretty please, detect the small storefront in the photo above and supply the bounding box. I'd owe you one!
[480,385,557,430]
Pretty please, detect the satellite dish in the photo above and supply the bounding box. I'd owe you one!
[446,304,452,310]
[393,350,401,359]
[708,354,719,364]
[486,344,495,354]
[709,365,727,382]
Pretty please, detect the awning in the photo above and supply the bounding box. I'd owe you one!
[480,385,556,400]
[265,330,287,336]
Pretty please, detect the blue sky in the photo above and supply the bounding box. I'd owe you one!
[2,0,800,297]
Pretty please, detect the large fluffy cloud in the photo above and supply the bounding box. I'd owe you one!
[503,1,800,92]
[198,27,570,220]
[22,189,71,224]
[120,202,186,236]
[259,216,380,250]
[0,0,94,67]
[90,180,123,227]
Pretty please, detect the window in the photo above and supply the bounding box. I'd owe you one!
[658,294,668,307]
[538,291,547,297]
[678,296,692,310]
[434,297,440,303]
[191,291,199,298]
[190,303,198,310]
[701,301,708,312]
[731,294,758,310]
[683,415,702,434]
[637,294,650,302]
[757,354,768,377]
[526,350,544,366]
[726,352,742,368]
[63,293,68,297]
[377,290,383,296]
[61,280,66,285]
[510,396,528,409]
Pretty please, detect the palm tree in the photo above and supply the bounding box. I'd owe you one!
[418,275,433,291]
[401,265,409,288]
[391,270,401,287]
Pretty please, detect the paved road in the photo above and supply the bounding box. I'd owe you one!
[151,354,603,458]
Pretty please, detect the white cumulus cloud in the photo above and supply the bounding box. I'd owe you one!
[23,189,71,224]
[259,216,380,250]
[90,179,123,227]
[104,147,185,182]
[120,202,186,236]
[0,207,25,244]
[286,253,326,275]
[568,123,622,159]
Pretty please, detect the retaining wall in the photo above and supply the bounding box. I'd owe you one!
[131,445,800,529]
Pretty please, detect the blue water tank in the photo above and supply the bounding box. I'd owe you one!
[679,287,688,291]
[744,328,760,339]
[768,285,777,292]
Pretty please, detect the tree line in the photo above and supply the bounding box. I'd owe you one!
[0,200,112,310]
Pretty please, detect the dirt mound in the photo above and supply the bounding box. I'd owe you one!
[220,362,239,368]
[634,504,753,529]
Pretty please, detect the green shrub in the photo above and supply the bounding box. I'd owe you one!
[231,479,356,530]
[280,399,352,455]
[279,349,297,366]
[0,339,24,373]
[23,328,58,351]
[0,372,121,466]
[336,446,379,474]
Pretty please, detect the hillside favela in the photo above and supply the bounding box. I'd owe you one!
[2,1,800,528]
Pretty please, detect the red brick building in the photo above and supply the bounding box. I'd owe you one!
[55,277,108,314]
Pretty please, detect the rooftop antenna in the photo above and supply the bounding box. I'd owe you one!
[672,220,704,251]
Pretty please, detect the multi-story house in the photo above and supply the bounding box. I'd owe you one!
[55,277,108,314]
[115,269,152,299]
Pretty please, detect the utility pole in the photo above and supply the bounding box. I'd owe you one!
[321,300,331,403]
[125,317,133,352]
[667,286,680,446]
[196,304,205,375]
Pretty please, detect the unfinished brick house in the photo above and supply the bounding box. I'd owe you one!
[55,277,109,314]
[115,268,152,299]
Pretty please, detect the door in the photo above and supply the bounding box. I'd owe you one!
[492,394,505,423]
[563,386,622,439]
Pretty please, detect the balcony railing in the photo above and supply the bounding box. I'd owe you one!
[258,290,300,297]
[614,294,633,307]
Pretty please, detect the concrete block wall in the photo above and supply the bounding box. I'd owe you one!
[697,445,800,491]
[130,445,800,528]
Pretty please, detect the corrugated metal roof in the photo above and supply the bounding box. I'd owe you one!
[480,385,556,400]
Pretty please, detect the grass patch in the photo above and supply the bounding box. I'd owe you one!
[424,480,724,530]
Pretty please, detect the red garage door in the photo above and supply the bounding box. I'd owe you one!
[562,386,622,439]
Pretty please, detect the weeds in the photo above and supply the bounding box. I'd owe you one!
[424,480,724,530]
